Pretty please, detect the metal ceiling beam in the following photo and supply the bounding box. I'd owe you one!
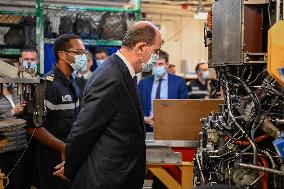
[141,0,212,5]
[0,0,136,8]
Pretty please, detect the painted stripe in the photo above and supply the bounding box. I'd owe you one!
[189,90,209,95]
[44,100,79,111]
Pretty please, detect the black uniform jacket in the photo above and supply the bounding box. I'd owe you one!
[64,54,146,189]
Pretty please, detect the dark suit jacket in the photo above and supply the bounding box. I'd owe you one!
[138,74,188,117]
[64,54,146,189]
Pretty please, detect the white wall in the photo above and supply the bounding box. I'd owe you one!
[144,13,208,75]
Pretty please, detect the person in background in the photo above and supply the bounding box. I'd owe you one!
[168,64,176,75]
[19,47,41,189]
[188,63,214,99]
[0,80,28,189]
[26,34,86,189]
[138,50,188,131]
[94,47,109,67]
[76,50,93,101]
[19,47,38,72]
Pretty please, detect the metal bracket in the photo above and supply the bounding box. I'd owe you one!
[243,53,267,64]
[243,0,270,5]
[146,145,182,164]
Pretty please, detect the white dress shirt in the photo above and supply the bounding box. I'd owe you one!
[115,50,136,78]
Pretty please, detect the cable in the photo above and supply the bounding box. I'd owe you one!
[247,69,267,86]
[7,127,37,178]
[251,96,279,139]
[224,79,257,165]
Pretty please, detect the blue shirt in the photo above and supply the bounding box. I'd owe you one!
[150,73,168,116]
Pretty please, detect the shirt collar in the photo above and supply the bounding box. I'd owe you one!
[77,71,92,79]
[54,66,71,86]
[154,72,168,81]
[115,50,136,78]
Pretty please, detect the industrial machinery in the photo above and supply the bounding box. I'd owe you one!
[0,59,45,127]
[0,59,45,188]
[194,0,284,188]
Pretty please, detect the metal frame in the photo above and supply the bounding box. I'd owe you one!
[0,0,141,74]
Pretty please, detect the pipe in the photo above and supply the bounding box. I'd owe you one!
[239,163,284,176]
[234,135,268,146]
[196,154,205,184]
[276,119,284,125]
[260,157,269,189]
[276,0,280,22]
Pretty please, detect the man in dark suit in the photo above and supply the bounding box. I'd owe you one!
[53,21,162,189]
[138,50,188,130]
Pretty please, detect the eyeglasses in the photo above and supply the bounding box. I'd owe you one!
[63,50,88,55]
[147,46,160,54]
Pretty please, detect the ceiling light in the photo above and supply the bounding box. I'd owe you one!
[194,0,208,19]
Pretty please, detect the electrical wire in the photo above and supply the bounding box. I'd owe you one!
[247,69,267,86]
[7,127,37,178]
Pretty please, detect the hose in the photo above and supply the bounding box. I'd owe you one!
[224,81,257,165]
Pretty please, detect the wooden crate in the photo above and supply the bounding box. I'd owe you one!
[153,99,223,141]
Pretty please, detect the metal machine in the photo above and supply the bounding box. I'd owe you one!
[194,0,284,188]
[0,59,45,127]
[0,59,45,188]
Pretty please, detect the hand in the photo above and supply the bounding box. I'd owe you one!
[53,161,69,181]
[12,101,26,115]
[144,116,154,126]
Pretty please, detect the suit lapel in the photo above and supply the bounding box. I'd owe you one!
[111,55,144,124]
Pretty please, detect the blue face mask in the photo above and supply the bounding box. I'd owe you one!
[153,66,166,78]
[69,54,87,73]
[201,70,210,80]
[96,60,105,67]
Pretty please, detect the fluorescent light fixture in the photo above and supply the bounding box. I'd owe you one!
[194,0,208,20]
[194,12,208,19]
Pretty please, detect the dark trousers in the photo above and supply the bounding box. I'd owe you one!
[36,144,70,189]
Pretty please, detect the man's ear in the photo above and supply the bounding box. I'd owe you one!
[58,51,66,60]
[135,42,146,54]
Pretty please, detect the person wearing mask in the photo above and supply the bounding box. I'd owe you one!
[19,47,42,189]
[53,21,162,189]
[19,47,38,73]
[168,64,176,75]
[0,82,27,189]
[26,34,86,189]
[188,63,212,99]
[94,47,109,67]
[138,50,188,131]
[76,51,93,101]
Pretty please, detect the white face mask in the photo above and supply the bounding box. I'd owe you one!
[22,60,37,70]
[140,47,159,72]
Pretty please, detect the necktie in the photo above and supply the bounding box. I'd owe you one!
[155,79,163,99]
